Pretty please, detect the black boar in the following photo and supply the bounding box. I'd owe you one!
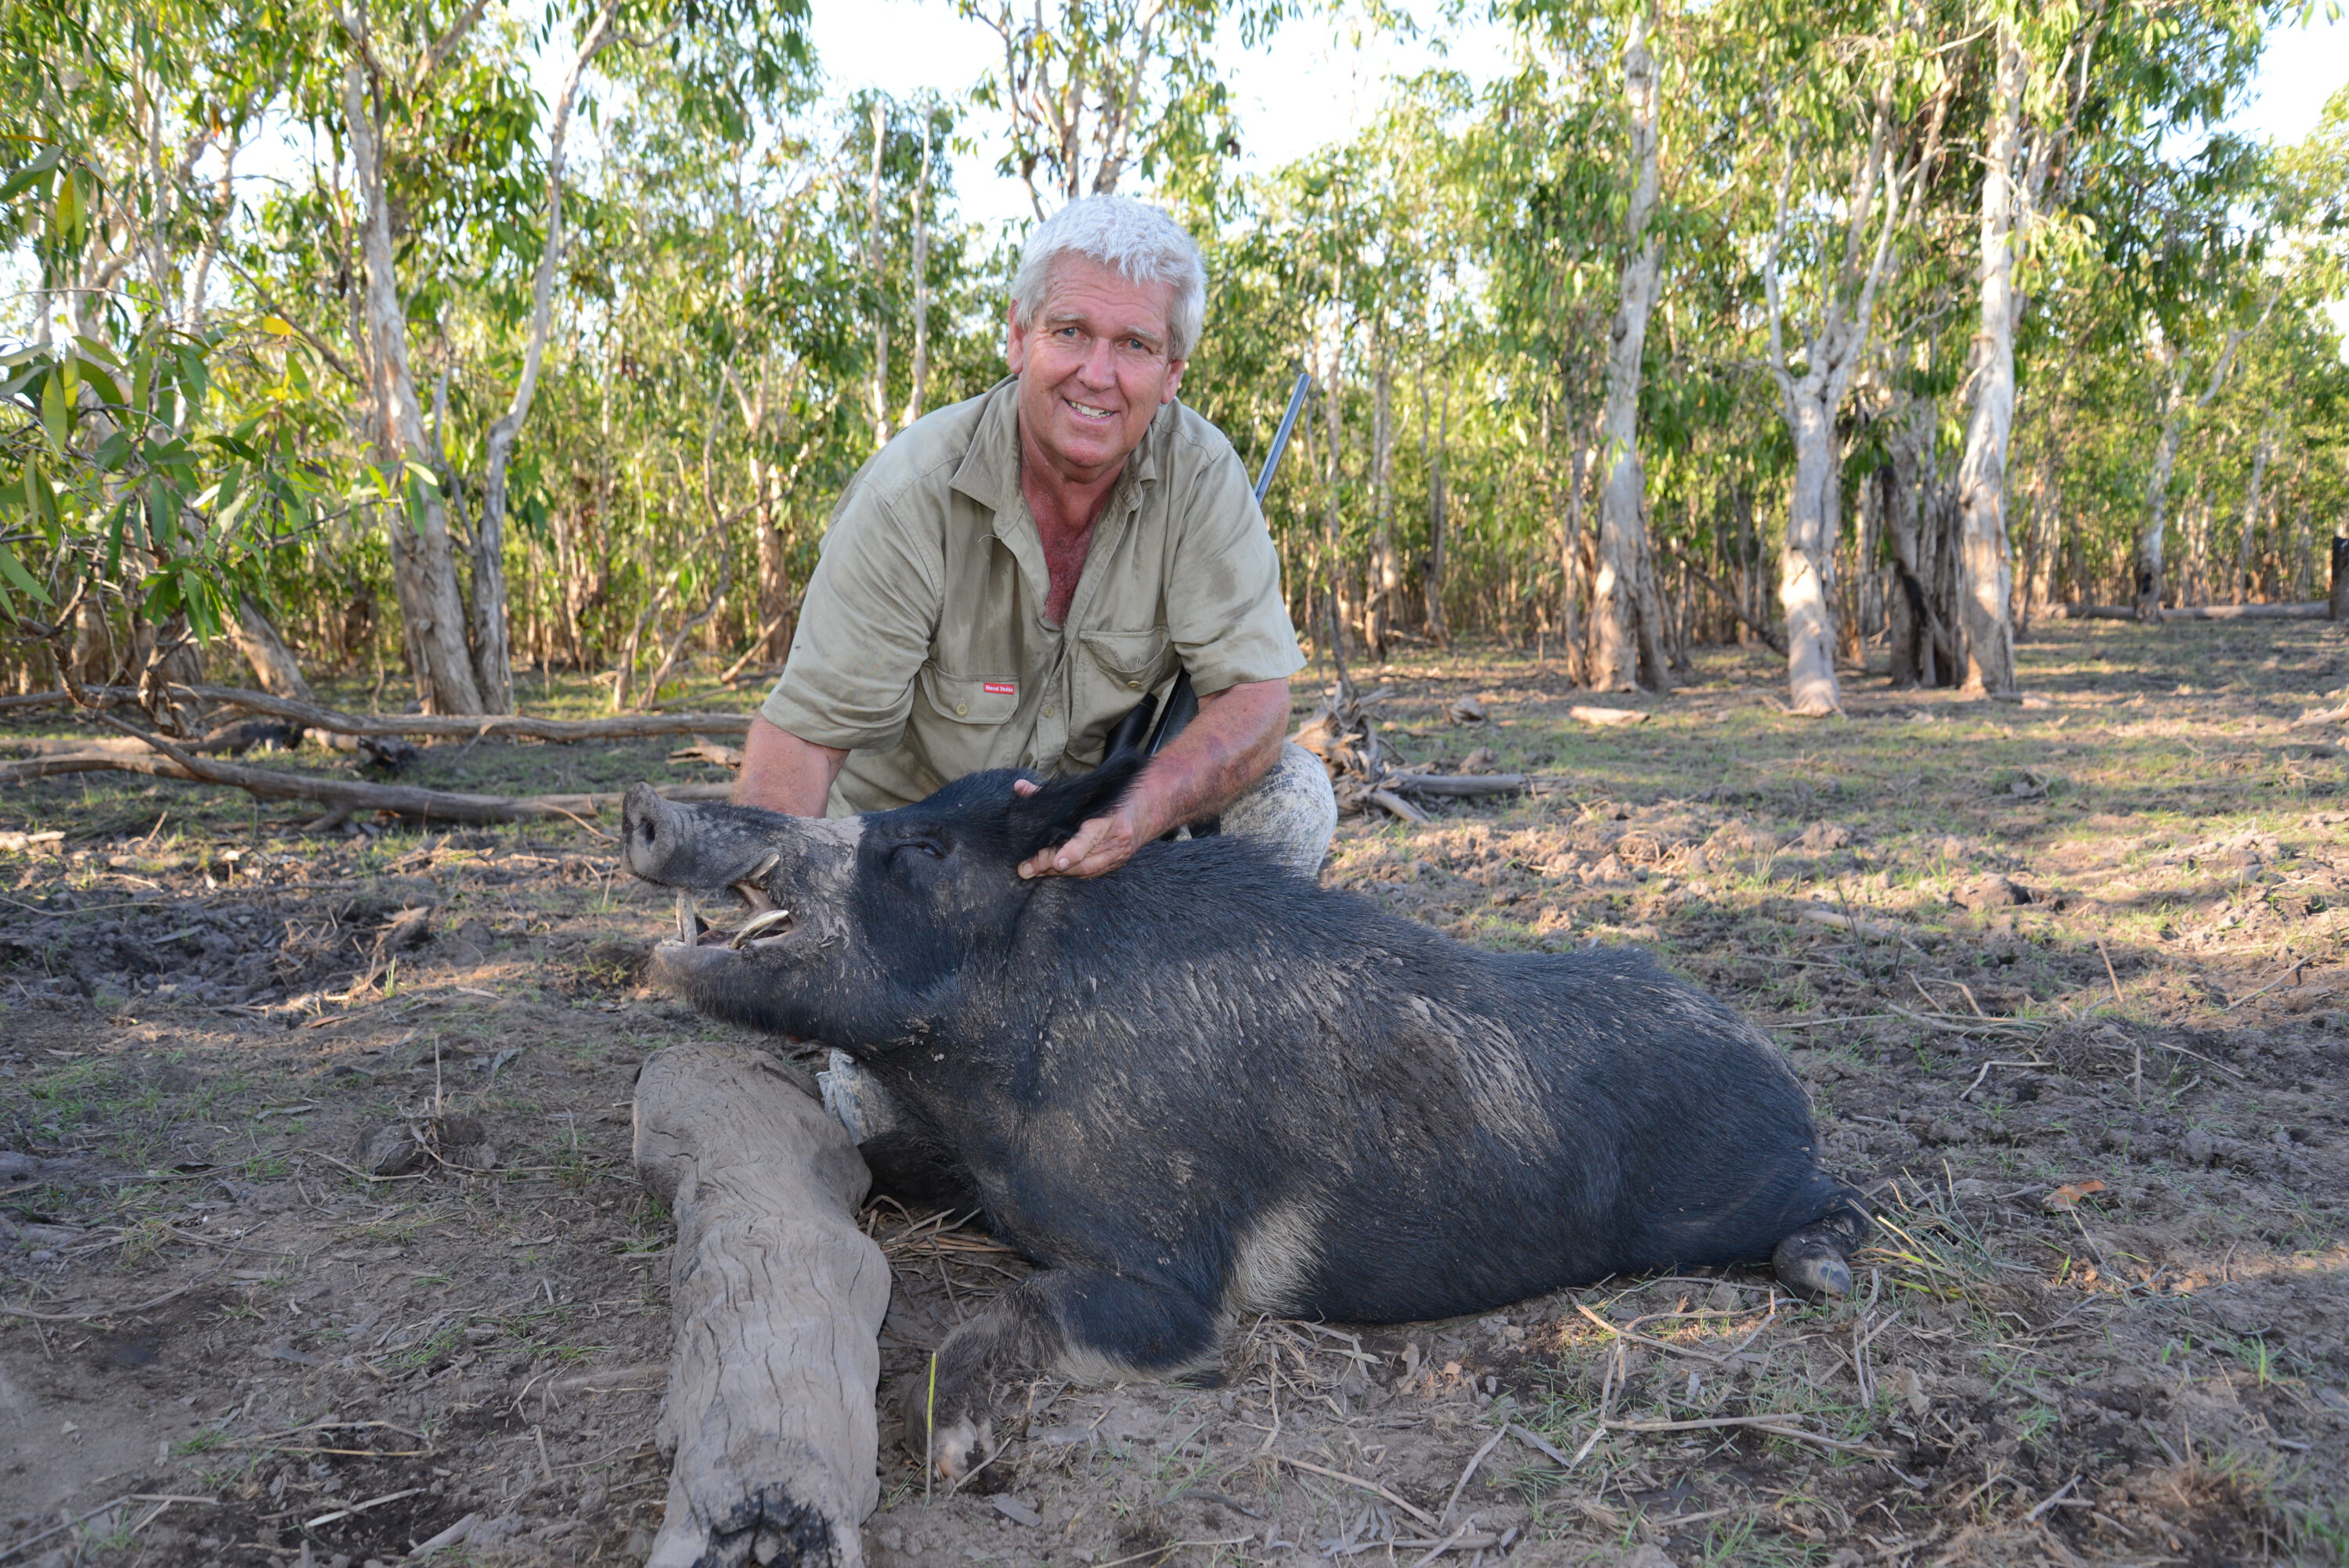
[620,760,1868,1478]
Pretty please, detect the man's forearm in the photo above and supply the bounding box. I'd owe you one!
[1124,678,1291,840]
[734,714,848,815]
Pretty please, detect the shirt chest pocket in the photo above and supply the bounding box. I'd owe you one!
[916,665,1022,725]
[1073,629,1180,759]
[1078,629,1179,697]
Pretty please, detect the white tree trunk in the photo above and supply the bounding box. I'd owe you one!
[1587,4,1669,694]
[2234,419,2275,604]
[1366,334,1397,658]
[2134,359,2188,619]
[475,0,619,714]
[1779,383,1842,714]
[2137,318,2255,618]
[1954,20,2022,696]
[902,112,933,430]
[344,59,485,716]
[865,97,892,450]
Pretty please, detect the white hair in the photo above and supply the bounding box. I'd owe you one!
[1011,196,1207,362]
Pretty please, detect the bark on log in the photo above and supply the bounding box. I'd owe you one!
[2159,603,2327,621]
[0,683,752,741]
[2054,603,2326,622]
[1387,773,1528,797]
[633,1044,889,1568]
[0,748,732,823]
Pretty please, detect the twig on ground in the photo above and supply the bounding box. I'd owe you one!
[1505,1423,1575,1469]
[1601,1415,1895,1458]
[1438,1426,1508,1523]
[0,1494,216,1564]
[1958,1059,2050,1101]
[2026,1473,2082,1523]
[1571,1299,1734,1364]
[2,1264,227,1322]
[2221,963,2302,1011]
[1268,1454,1440,1527]
[303,1487,428,1529]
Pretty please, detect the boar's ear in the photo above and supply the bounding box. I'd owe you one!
[1006,752,1148,854]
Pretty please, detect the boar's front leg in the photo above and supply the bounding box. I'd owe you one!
[904,1267,1221,1480]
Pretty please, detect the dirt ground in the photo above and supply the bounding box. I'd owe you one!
[2,617,2345,1568]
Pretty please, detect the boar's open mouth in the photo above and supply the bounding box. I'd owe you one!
[663,861,796,952]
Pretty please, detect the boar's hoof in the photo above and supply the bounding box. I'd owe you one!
[926,1415,991,1483]
[899,1365,994,1482]
[1772,1235,1853,1298]
[1771,1205,1871,1299]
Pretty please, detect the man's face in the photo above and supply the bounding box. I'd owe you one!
[1005,254,1188,485]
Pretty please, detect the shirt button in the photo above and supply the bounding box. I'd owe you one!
[1045,705,1056,716]
[954,703,967,716]
[1127,679,1140,689]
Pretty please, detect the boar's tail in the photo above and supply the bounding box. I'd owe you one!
[1770,1188,1874,1299]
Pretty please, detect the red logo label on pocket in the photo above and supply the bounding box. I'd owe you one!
[982,681,1016,696]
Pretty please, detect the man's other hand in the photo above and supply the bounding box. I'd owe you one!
[1012,777,1143,880]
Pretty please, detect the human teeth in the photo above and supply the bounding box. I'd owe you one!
[1070,402,1113,418]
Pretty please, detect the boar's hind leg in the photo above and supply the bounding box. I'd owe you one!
[1770,1190,1874,1299]
[907,1268,1219,1480]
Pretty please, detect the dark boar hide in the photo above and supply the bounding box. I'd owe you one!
[621,759,1869,1478]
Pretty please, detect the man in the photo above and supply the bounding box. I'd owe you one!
[734,195,1336,878]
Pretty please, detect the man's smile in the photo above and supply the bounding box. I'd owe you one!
[1065,397,1120,424]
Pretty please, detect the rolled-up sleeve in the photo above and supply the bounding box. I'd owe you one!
[1165,440,1305,695]
[760,483,940,752]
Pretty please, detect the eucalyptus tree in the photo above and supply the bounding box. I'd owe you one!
[1449,47,1621,674]
[956,0,1282,214]
[1735,0,1952,715]
[0,0,337,701]
[1586,2,1671,692]
[286,0,813,714]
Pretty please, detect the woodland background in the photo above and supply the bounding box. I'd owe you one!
[4,0,2347,720]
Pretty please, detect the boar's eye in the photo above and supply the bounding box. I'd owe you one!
[889,838,945,862]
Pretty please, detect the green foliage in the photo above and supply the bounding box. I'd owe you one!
[2,0,2341,697]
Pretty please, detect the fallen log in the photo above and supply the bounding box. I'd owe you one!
[2052,602,2329,622]
[1387,773,1528,798]
[2159,602,2329,621]
[1362,787,1431,823]
[0,717,299,759]
[633,1044,889,1568]
[0,746,732,823]
[0,683,753,741]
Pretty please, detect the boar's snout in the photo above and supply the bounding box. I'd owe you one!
[621,783,692,883]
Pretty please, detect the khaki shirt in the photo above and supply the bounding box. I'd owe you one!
[761,377,1304,813]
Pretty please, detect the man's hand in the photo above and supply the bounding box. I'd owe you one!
[1014,778,1142,879]
[1013,676,1290,881]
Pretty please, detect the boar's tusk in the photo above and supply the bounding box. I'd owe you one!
[729,907,794,948]
[673,891,702,946]
[731,878,779,913]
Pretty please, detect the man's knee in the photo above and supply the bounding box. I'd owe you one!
[1218,741,1336,879]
